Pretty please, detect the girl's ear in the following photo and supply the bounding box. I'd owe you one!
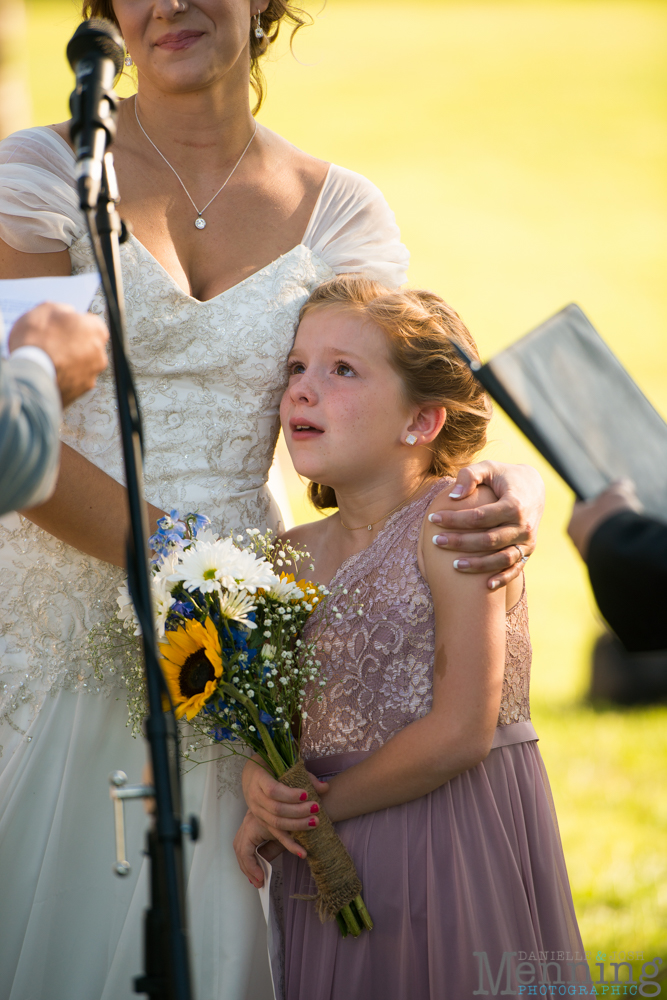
[405,405,446,446]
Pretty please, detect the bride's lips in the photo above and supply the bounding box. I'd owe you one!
[289,418,324,440]
[154,30,205,52]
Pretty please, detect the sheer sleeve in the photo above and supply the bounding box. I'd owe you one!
[302,165,409,288]
[0,127,83,253]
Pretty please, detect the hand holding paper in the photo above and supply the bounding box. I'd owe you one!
[3,274,108,407]
[0,272,101,353]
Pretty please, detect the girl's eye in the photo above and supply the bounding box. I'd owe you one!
[335,363,355,377]
[289,362,306,375]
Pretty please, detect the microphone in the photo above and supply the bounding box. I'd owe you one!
[67,19,124,210]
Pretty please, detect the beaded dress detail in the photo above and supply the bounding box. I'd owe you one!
[301,481,531,760]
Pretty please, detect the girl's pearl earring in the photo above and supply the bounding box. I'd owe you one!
[405,434,418,446]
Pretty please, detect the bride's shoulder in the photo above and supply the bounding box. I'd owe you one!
[47,121,75,152]
[0,123,76,179]
[259,125,330,192]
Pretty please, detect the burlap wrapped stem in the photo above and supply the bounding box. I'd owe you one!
[280,758,373,937]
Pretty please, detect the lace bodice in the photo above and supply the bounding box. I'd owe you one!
[0,127,409,738]
[301,482,532,760]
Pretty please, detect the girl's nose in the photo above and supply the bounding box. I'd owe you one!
[289,375,318,405]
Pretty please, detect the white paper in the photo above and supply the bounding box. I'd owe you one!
[0,273,101,355]
[255,848,280,1000]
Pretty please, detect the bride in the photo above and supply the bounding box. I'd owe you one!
[0,2,543,998]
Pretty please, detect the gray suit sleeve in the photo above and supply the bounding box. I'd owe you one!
[0,354,63,515]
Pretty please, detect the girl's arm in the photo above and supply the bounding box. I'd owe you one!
[238,486,512,876]
[1,238,165,564]
[296,484,508,822]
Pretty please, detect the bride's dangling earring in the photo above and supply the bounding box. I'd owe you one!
[254,12,264,39]
[124,52,133,67]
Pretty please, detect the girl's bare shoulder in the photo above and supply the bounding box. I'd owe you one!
[279,518,332,554]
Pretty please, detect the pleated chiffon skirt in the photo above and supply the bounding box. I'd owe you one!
[0,687,273,1000]
[282,740,584,1000]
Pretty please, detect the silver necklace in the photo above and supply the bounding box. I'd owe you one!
[134,97,257,230]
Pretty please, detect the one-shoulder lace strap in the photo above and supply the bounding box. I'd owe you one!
[328,477,453,591]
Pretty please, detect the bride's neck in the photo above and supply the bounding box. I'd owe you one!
[129,73,256,168]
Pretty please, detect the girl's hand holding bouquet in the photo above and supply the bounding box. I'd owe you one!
[234,757,330,882]
[102,510,373,938]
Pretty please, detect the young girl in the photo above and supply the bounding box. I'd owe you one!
[234,276,584,998]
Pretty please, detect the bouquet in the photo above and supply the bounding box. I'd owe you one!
[113,511,372,939]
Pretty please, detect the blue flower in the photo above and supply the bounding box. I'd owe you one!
[258,710,274,725]
[188,513,211,537]
[171,599,197,619]
[210,726,237,742]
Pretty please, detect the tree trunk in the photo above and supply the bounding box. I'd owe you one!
[0,0,32,140]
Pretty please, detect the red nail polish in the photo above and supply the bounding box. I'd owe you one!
[310,803,319,814]
[308,817,317,827]
[299,792,308,801]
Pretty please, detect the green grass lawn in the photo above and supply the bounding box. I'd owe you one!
[25,0,667,975]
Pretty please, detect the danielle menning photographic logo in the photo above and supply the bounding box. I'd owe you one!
[473,950,663,996]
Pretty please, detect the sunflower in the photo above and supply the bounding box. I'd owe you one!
[159,618,223,720]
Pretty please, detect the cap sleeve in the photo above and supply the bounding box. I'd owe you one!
[0,127,83,253]
[302,165,409,288]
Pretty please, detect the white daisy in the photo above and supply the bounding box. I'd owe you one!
[266,576,304,603]
[217,545,279,594]
[193,526,220,545]
[218,590,258,628]
[153,550,181,583]
[151,576,176,637]
[167,538,234,594]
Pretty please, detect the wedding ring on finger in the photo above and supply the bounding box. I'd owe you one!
[513,543,529,565]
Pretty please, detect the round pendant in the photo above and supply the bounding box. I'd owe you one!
[195,217,206,230]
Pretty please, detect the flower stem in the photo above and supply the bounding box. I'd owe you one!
[352,895,374,931]
[339,904,361,937]
[220,682,286,777]
[335,912,348,937]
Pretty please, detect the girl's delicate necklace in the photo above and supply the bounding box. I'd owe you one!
[134,96,257,231]
[339,479,430,532]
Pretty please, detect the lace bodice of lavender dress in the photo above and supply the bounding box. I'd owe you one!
[301,480,532,760]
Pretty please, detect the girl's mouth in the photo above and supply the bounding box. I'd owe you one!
[290,422,324,439]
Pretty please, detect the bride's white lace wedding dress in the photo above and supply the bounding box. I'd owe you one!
[0,127,408,1000]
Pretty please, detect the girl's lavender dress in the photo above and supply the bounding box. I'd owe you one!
[281,481,584,999]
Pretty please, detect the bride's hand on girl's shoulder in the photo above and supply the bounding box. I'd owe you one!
[420,482,524,613]
[429,461,544,590]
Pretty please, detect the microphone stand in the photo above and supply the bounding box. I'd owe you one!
[80,151,194,1000]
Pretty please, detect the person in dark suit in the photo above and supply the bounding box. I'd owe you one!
[567,479,667,654]
[0,302,108,515]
